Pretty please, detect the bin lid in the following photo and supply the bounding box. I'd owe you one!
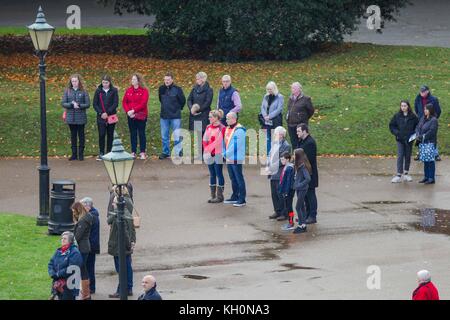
[52,179,76,186]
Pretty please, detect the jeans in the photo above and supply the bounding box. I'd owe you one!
[280,189,295,218]
[296,189,308,225]
[160,118,182,156]
[128,118,147,153]
[86,253,96,292]
[69,124,85,149]
[396,141,413,174]
[227,164,246,203]
[424,161,436,181]
[263,126,272,155]
[98,121,116,155]
[305,188,318,220]
[80,253,89,280]
[113,255,133,292]
[270,180,283,215]
[288,126,299,149]
[208,163,224,186]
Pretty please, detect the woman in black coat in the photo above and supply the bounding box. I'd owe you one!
[416,104,439,184]
[389,100,419,183]
[93,75,119,160]
[188,72,214,132]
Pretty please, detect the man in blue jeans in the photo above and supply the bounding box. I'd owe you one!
[223,112,247,207]
[158,72,186,159]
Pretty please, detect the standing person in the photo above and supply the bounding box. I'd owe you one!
[259,81,284,154]
[158,72,186,159]
[138,275,162,300]
[203,109,226,203]
[414,85,442,161]
[296,124,319,224]
[48,231,83,300]
[389,100,419,183]
[123,73,149,160]
[278,152,295,229]
[217,75,242,126]
[108,185,136,298]
[267,126,291,220]
[80,197,100,295]
[416,104,439,184]
[61,74,90,161]
[412,270,440,300]
[290,148,311,234]
[72,201,94,300]
[286,82,314,148]
[223,112,247,207]
[93,75,119,161]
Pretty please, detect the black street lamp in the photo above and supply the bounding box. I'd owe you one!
[28,6,55,226]
[102,133,135,300]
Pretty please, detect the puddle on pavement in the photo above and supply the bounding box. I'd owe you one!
[362,201,415,205]
[183,274,210,280]
[411,208,450,236]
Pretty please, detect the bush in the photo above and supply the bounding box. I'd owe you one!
[101,0,410,61]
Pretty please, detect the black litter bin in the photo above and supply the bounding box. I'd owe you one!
[48,180,76,235]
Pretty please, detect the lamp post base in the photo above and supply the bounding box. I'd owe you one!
[36,215,49,226]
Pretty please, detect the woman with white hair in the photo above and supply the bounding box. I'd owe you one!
[188,72,214,132]
[259,81,284,154]
[412,270,440,300]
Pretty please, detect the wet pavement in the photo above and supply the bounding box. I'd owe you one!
[0,156,449,299]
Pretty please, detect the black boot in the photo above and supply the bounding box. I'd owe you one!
[211,186,224,203]
[208,185,217,203]
[78,146,84,161]
[69,146,78,161]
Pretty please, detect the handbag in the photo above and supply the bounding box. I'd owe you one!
[100,92,119,124]
[52,279,66,294]
[62,111,67,122]
[132,206,141,229]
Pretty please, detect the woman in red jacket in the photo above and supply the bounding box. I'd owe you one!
[203,109,226,203]
[122,73,149,159]
[412,270,440,300]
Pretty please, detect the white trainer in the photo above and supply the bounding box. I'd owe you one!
[403,174,413,182]
[391,175,402,183]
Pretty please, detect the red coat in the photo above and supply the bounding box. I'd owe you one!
[203,123,226,157]
[122,86,149,121]
[412,281,440,300]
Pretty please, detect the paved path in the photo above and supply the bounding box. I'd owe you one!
[0,157,449,299]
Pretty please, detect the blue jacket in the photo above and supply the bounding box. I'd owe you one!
[89,208,100,254]
[218,86,237,119]
[414,93,441,119]
[293,164,311,192]
[278,163,294,195]
[138,285,162,300]
[48,244,83,280]
[223,124,246,164]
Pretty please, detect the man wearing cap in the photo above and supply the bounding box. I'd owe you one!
[414,85,442,161]
[412,270,440,300]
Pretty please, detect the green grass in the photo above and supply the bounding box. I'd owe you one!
[0,26,147,36]
[0,213,59,300]
[0,43,448,157]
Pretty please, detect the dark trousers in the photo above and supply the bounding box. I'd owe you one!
[396,141,413,174]
[80,253,89,280]
[98,121,116,155]
[227,164,246,203]
[86,253,96,292]
[69,124,85,149]
[296,189,308,225]
[424,161,436,181]
[288,126,299,149]
[305,188,318,220]
[208,163,225,186]
[270,180,283,215]
[113,255,133,292]
[280,189,295,218]
[57,286,77,300]
[128,118,147,153]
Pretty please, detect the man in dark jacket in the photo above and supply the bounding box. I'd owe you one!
[138,275,162,300]
[81,197,100,294]
[93,76,119,160]
[267,127,291,220]
[158,72,186,159]
[217,75,242,126]
[414,85,442,161]
[287,82,314,149]
[296,123,319,224]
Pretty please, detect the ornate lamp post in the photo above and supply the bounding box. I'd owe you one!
[28,6,55,226]
[102,133,135,300]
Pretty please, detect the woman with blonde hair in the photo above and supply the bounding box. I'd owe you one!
[259,81,284,154]
[71,201,94,299]
[62,74,90,161]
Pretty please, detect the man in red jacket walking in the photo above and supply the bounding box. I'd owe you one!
[412,270,440,300]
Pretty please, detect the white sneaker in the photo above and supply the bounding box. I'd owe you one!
[139,152,147,160]
[403,174,413,182]
[391,175,402,183]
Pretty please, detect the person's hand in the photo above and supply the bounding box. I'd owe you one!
[127,110,134,116]
[131,242,136,253]
[264,115,270,121]
[73,101,79,109]
[191,108,197,115]
[101,113,108,120]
